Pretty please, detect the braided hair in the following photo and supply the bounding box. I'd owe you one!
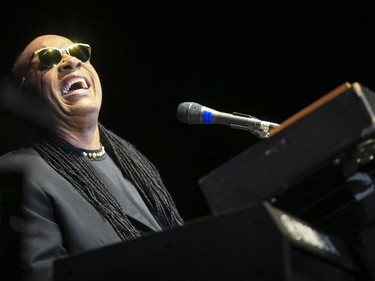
[32,123,184,241]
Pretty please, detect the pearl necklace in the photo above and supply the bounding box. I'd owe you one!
[82,146,106,160]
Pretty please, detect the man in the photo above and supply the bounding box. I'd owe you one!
[0,34,184,281]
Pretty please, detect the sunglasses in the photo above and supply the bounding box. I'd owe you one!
[33,43,91,69]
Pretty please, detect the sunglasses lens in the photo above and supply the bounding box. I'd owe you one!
[38,49,62,68]
[68,44,90,62]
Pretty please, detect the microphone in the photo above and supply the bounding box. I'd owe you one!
[176,102,279,138]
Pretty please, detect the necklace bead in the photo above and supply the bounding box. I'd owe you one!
[82,146,106,159]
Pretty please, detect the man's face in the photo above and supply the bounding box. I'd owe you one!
[21,35,102,127]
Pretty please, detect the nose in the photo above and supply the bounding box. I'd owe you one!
[58,53,82,71]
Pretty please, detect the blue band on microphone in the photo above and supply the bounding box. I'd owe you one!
[202,111,213,124]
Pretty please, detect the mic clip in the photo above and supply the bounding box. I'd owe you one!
[231,112,277,139]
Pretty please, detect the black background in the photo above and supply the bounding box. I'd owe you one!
[1,0,375,221]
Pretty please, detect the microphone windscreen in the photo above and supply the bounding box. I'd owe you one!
[176,102,202,124]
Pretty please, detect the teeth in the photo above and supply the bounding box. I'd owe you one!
[61,77,88,95]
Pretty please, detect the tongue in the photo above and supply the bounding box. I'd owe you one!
[70,83,83,92]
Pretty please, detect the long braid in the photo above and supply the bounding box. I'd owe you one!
[32,124,183,241]
[99,123,184,228]
[32,138,141,241]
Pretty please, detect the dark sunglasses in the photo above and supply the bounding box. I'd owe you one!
[33,43,91,69]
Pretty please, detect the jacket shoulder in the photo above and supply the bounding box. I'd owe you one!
[0,147,45,173]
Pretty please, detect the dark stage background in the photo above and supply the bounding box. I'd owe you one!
[1,0,375,221]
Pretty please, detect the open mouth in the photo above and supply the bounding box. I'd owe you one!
[61,76,89,95]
